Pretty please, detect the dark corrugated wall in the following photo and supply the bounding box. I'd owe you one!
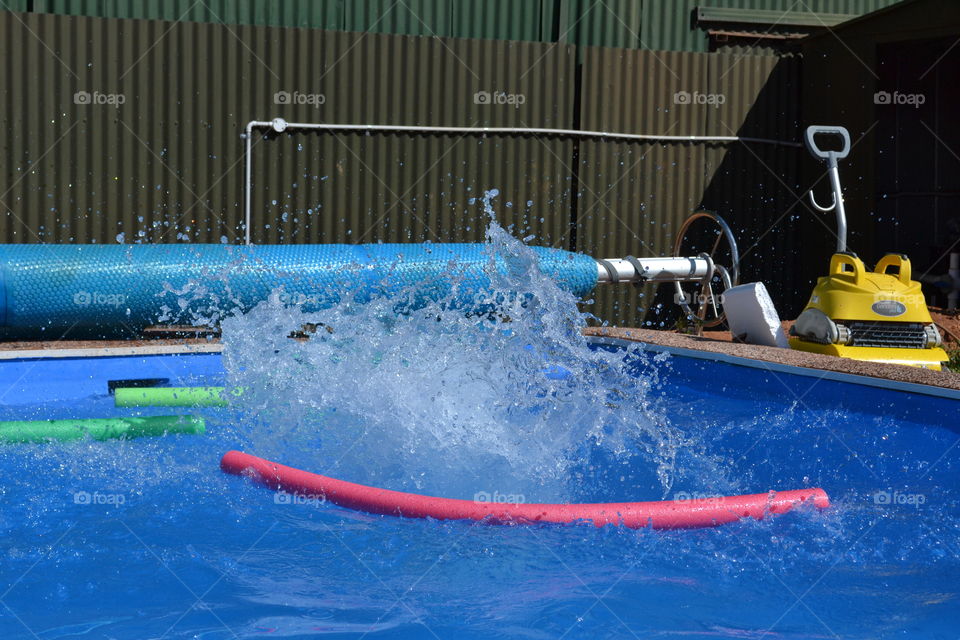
[576,48,804,325]
[33,0,343,28]
[0,10,802,325]
[23,0,906,52]
[643,0,905,53]
[0,11,575,247]
[801,0,960,308]
[557,0,643,49]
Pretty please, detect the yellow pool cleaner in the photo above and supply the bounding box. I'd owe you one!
[789,126,947,370]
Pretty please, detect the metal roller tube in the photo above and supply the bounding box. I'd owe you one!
[596,257,712,284]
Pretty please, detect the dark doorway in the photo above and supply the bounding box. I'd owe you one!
[875,36,960,300]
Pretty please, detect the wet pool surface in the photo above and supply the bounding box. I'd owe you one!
[1,232,958,639]
[1,337,957,639]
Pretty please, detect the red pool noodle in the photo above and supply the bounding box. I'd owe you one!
[220,450,829,530]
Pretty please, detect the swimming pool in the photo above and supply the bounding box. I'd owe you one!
[1,225,957,638]
[1,321,957,639]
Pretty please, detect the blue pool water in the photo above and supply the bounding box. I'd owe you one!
[2,341,959,638]
[1,227,958,638]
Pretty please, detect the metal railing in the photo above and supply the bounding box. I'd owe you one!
[241,118,802,245]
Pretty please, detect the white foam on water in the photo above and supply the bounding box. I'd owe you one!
[218,217,688,502]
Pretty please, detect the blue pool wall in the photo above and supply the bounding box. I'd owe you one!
[2,342,958,436]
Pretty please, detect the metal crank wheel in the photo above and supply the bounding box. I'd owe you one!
[672,211,740,330]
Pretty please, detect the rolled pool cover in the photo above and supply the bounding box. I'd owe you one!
[221,450,830,530]
[115,386,240,408]
[0,415,205,443]
[0,244,598,335]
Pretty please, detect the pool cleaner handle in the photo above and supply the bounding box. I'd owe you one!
[805,125,851,253]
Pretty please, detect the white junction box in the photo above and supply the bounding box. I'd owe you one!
[722,282,788,348]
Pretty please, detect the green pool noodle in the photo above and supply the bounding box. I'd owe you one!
[114,386,244,408]
[0,415,206,443]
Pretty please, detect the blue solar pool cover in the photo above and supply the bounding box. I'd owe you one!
[0,243,598,331]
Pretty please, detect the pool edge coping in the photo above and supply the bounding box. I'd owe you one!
[2,336,958,402]
[586,335,960,402]
[0,343,223,361]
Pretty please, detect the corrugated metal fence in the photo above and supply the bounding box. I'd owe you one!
[5,0,904,51]
[0,10,806,325]
[576,48,803,323]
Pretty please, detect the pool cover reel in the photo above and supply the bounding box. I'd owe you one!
[221,451,830,530]
[0,244,598,333]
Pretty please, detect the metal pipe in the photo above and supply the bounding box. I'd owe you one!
[242,118,802,245]
[244,120,802,146]
[949,252,960,309]
[244,121,255,245]
[803,126,851,254]
[826,160,847,253]
[596,257,711,284]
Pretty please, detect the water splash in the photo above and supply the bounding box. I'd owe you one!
[2,212,958,637]
[219,217,686,501]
